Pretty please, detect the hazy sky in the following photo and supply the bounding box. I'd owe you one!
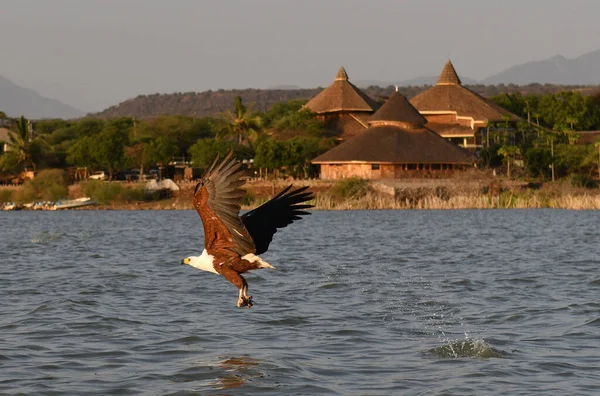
[1,0,600,112]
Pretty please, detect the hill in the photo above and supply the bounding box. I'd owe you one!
[356,75,479,87]
[0,75,84,119]
[483,48,600,85]
[92,83,600,120]
[93,86,439,119]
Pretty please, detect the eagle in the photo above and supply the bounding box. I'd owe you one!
[181,151,313,308]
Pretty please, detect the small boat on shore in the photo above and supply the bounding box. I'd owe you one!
[1,202,19,211]
[52,197,96,210]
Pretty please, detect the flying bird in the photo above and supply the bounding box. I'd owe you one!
[181,151,313,308]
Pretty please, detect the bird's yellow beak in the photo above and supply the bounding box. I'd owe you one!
[181,258,191,265]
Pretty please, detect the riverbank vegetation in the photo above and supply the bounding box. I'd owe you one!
[1,174,599,210]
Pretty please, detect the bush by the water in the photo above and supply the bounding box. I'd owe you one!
[82,180,148,204]
[0,189,14,203]
[330,177,371,199]
[19,169,68,202]
[570,173,598,189]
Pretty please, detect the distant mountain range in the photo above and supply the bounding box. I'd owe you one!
[357,48,600,87]
[482,49,600,85]
[0,75,84,119]
[4,48,600,119]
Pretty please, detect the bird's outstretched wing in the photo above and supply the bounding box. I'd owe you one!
[241,185,313,255]
[193,151,255,256]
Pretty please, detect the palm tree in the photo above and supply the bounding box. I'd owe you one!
[497,145,521,178]
[219,96,262,145]
[566,116,578,131]
[0,116,38,172]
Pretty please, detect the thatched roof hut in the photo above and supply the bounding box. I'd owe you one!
[312,92,473,179]
[304,67,379,114]
[410,60,520,149]
[411,61,518,123]
[303,67,379,139]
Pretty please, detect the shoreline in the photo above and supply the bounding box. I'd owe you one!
[2,177,600,211]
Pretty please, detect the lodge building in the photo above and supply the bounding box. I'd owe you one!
[410,60,520,150]
[312,91,474,180]
[303,67,379,140]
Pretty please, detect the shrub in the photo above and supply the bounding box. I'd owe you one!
[22,169,69,201]
[0,189,14,203]
[82,180,158,204]
[121,186,146,202]
[330,177,371,199]
[570,173,599,189]
[82,180,121,204]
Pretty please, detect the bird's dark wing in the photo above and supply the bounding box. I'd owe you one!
[241,185,313,255]
[193,151,256,257]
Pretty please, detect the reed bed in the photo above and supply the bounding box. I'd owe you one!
[3,177,600,210]
[311,190,600,210]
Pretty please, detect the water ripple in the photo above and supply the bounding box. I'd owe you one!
[1,209,599,395]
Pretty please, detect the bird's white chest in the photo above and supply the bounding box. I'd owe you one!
[189,250,218,274]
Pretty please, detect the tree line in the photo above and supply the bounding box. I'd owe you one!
[0,98,336,181]
[1,91,600,185]
[483,90,600,186]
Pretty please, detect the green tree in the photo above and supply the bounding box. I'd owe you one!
[35,119,69,135]
[524,147,551,179]
[538,92,599,131]
[189,138,252,169]
[219,96,263,145]
[125,143,151,181]
[254,139,286,171]
[0,116,51,172]
[137,115,216,154]
[554,144,596,178]
[94,124,130,179]
[144,136,179,167]
[66,136,99,169]
[497,145,521,178]
[283,137,335,178]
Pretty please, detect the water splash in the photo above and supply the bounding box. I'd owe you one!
[428,338,508,358]
[31,232,61,243]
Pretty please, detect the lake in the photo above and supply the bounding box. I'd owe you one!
[1,209,599,395]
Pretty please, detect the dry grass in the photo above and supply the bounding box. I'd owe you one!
[3,177,600,210]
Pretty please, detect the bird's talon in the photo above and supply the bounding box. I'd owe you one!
[237,296,254,308]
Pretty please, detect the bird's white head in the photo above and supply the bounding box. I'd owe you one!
[181,249,218,274]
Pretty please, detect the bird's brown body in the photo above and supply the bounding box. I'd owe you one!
[182,151,313,307]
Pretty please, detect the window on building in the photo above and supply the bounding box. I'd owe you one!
[371,164,380,170]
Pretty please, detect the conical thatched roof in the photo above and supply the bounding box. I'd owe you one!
[410,61,519,122]
[313,93,473,165]
[368,92,427,128]
[335,66,349,81]
[304,67,379,114]
[437,60,462,85]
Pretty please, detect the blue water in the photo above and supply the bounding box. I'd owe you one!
[1,209,599,395]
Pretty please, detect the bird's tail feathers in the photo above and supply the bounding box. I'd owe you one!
[242,253,276,270]
[258,261,275,269]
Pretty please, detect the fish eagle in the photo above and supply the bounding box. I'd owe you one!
[181,151,313,308]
